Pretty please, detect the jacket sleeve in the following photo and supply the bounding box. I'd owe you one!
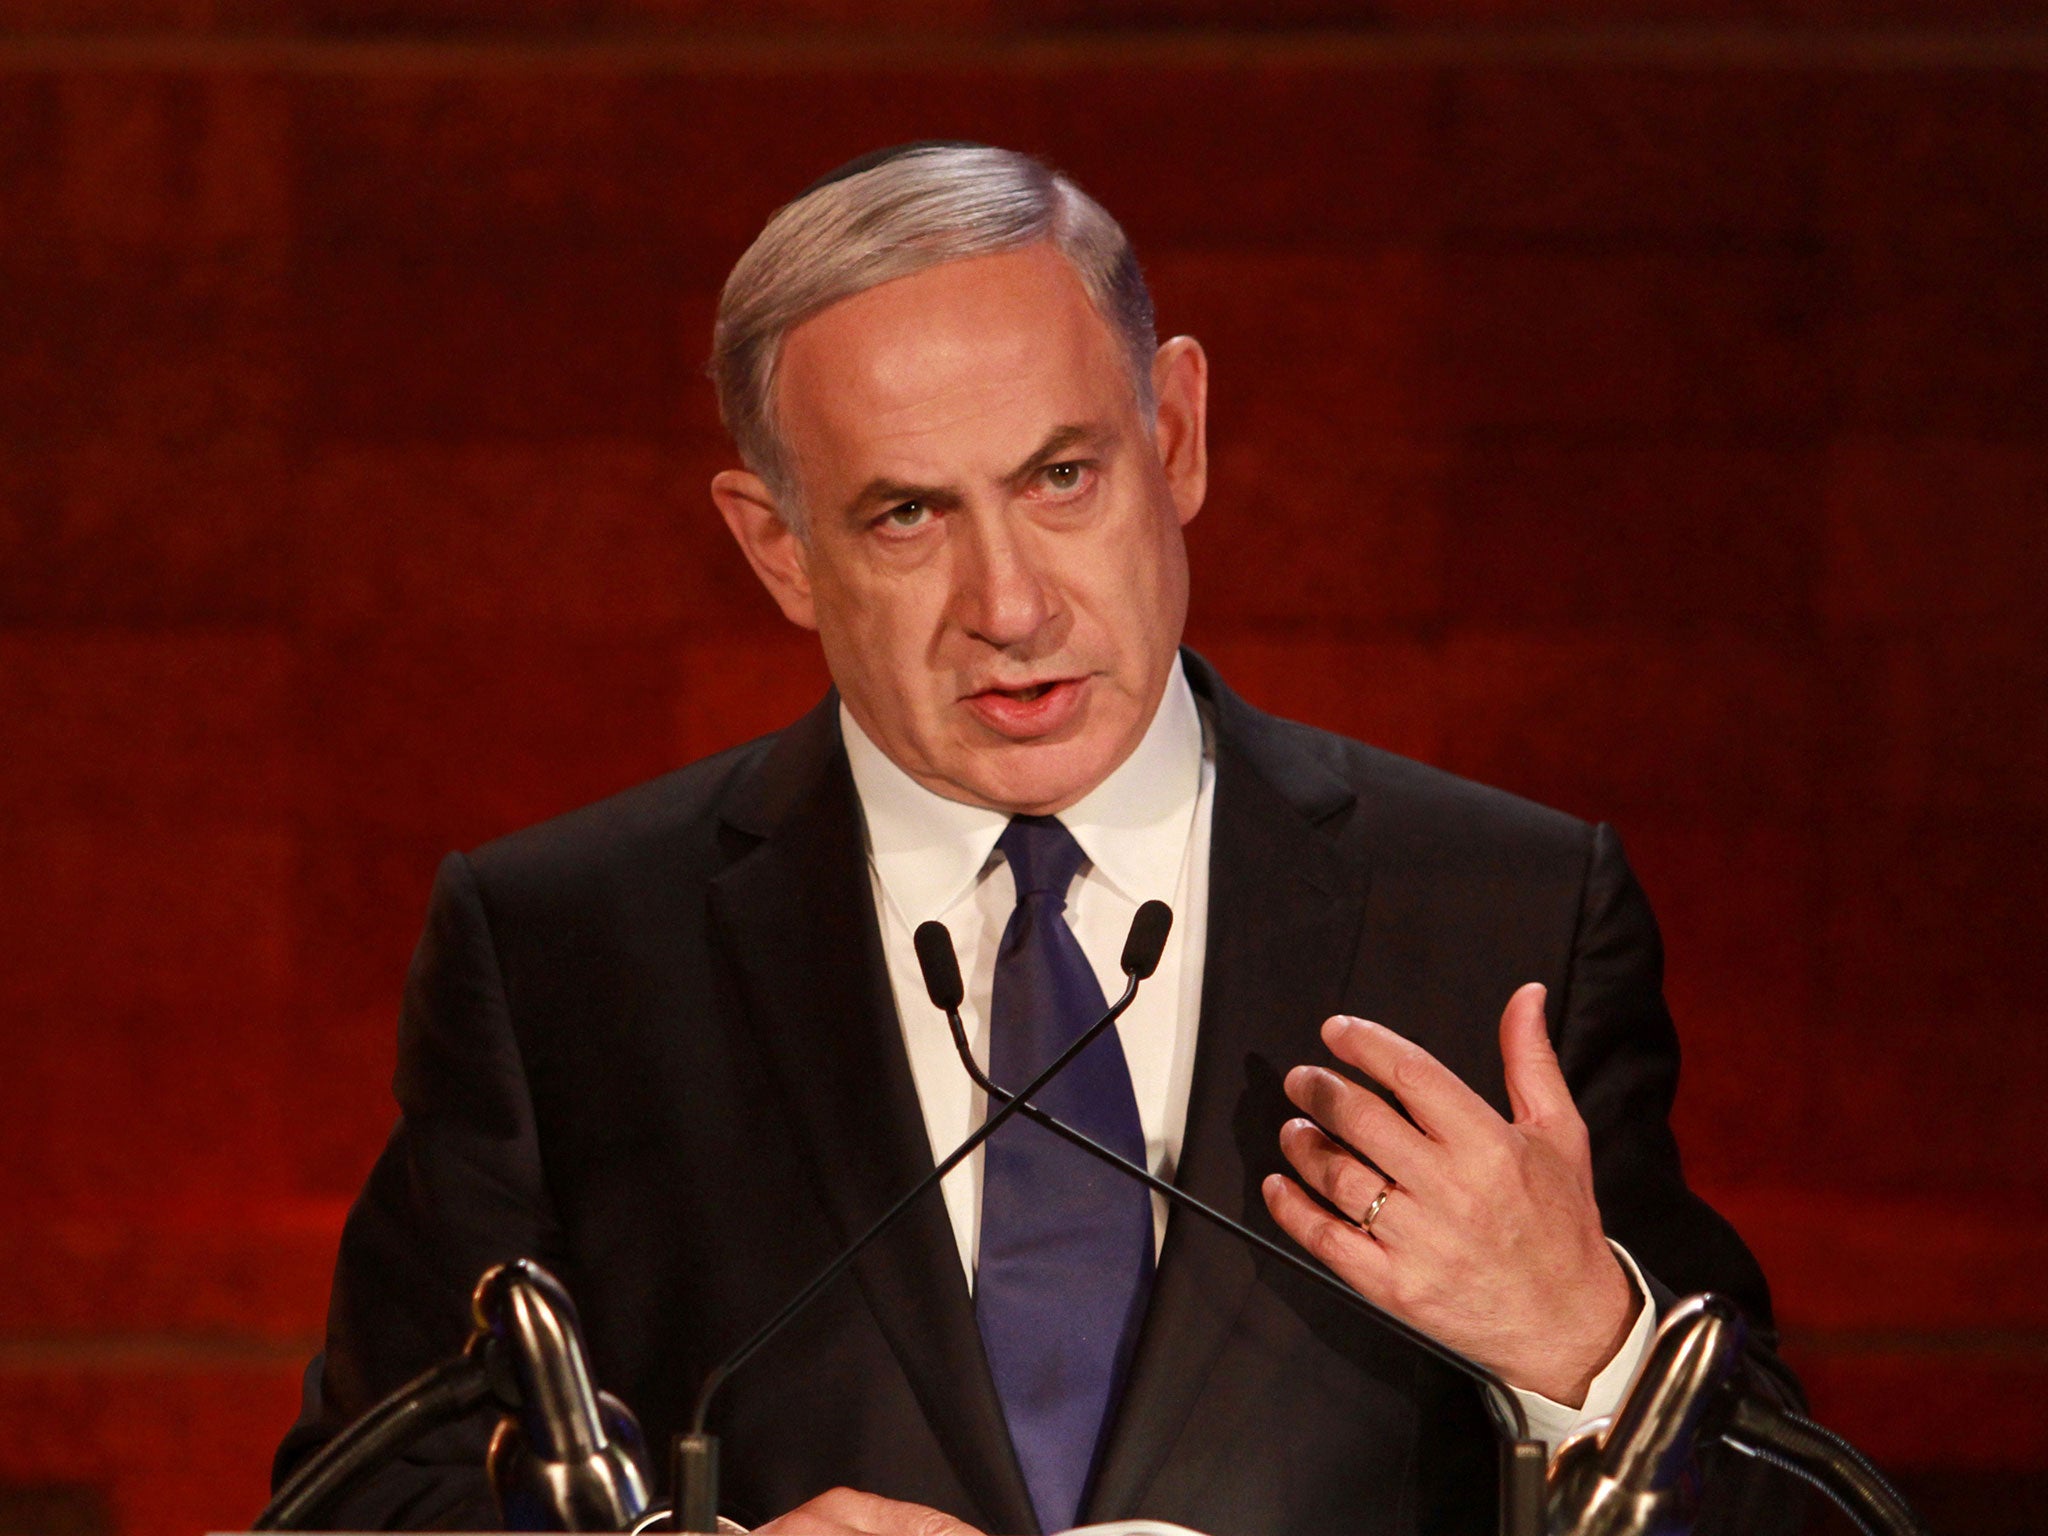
[1558,823,1808,1532]
[271,850,566,1529]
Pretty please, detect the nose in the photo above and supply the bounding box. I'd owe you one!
[952,509,1057,652]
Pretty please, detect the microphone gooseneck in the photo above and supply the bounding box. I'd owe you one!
[685,904,1170,1444]
[921,925,1531,1441]
[917,914,1549,1536]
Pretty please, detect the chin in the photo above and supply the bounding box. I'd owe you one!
[969,740,1122,817]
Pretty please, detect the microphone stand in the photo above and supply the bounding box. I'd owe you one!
[1551,1293,1932,1536]
[668,905,1180,1533]
[256,1259,652,1533]
[912,919,1545,1536]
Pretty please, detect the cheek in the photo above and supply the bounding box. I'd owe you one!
[1095,517,1190,652]
[813,567,952,704]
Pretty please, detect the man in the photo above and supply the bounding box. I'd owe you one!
[277,144,1797,1535]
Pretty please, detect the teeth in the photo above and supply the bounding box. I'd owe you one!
[1000,684,1051,702]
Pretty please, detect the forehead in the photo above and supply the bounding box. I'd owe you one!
[773,243,1134,490]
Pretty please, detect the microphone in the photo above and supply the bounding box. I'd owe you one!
[669,904,1179,1533]
[1119,898,1173,980]
[911,918,1547,1536]
[912,919,965,1010]
[911,900,1169,1005]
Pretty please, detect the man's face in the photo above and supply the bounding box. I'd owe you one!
[715,242,1207,815]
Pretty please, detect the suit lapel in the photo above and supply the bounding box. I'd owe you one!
[1086,660,1375,1518]
[708,700,1037,1534]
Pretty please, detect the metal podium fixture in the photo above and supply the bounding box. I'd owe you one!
[255,1259,651,1532]
[256,1265,1934,1536]
[478,1260,652,1531]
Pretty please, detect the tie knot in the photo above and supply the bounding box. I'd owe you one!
[997,816,1088,904]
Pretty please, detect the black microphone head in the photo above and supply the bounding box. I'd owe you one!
[1121,901,1174,980]
[914,921,965,1012]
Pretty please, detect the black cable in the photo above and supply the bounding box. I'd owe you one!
[935,994,1533,1442]
[253,1350,499,1531]
[1722,1394,1933,1536]
[687,970,1147,1437]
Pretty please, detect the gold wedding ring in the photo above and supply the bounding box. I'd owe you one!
[1361,1183,1393,1236]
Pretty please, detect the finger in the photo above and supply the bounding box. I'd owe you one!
[1283,1063,1436,1188]
[1279,1117,1400,1224]
[752,1516,840,1535]
[1318,1015,1500,1145]
[754,1488,850,1535]
[756,1515,861,1536]
[762,1486,871,1535]
[1263,1172,1396,1294]
[787,1489,983,1536]
[1498,982,1575,1128]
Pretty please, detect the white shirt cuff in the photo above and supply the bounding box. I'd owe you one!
[1509,1240,1657,1453]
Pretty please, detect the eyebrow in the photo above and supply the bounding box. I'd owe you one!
[839,421,1116,525]
[1006,423,1104,485]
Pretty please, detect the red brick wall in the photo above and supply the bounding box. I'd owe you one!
[3,9,2044,1534]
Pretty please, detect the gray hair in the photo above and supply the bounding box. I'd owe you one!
[710,144,1157,533]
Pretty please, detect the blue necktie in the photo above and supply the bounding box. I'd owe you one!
[976,816,1154,1533]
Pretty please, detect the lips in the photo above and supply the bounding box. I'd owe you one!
[963,675,1087,737]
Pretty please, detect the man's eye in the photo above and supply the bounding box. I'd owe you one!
[880,501,931,530]
[1042,462,1088,493]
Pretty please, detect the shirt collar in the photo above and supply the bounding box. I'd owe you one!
[842,655,1204,925]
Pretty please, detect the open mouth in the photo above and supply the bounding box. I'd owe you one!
[988,682,1055,703]
[963,676,1085,736]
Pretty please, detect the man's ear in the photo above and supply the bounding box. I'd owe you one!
[1151,335,1209,528]
[711,468,818,631]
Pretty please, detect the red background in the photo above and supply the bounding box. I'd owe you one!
[2,5,2045,1534]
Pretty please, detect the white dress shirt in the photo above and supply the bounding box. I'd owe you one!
[840,656,1653,1451]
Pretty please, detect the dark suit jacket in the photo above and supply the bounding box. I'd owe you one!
[276,653,1798,1534]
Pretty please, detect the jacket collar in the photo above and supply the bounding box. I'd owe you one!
[1085,651,1376,1519]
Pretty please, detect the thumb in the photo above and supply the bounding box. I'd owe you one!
[1499,982,1573,1128]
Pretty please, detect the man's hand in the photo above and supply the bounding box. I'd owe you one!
[755,1488,986,1536]
[1261,983,1640,1406]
